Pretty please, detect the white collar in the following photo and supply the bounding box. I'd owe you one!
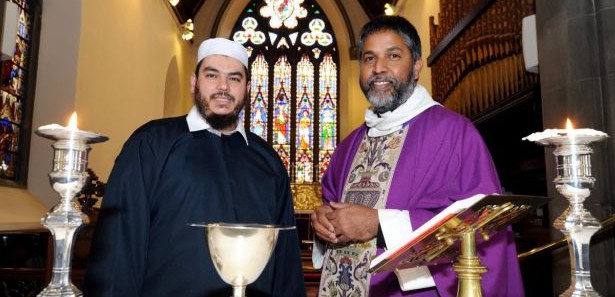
[186,106,249,145]
[364,84,441,137]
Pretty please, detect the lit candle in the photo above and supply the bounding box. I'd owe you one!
[565,118,575,139]
[37,112,108,143]
[522,119,608,143]
[66,112,78,172]
[565,118,580,184]
[67,112,78,131]
[37,112,81,135]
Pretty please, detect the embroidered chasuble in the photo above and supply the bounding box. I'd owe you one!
[318,105,525,297]
[318,128,408,296]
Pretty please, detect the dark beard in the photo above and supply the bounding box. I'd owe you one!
[194,86,245,131]
[361,70,416,114]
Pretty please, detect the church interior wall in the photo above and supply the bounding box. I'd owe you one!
[2,0,614,295]
[0,0,443,225]
[3,0,193,211]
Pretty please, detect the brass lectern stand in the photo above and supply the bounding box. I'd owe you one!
[368,195,550,297]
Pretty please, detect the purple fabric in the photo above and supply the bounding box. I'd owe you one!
[321,106,524,297]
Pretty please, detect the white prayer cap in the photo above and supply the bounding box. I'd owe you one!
[197,38,249,68]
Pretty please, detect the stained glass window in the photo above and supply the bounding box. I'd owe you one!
[232,0,339,184]
[0,0,41,185]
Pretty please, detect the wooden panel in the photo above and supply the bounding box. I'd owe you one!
[0,225,50,296]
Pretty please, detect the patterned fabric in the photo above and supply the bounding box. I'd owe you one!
[318,128,408,297]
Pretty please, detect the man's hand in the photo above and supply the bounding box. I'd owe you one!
[311,202,379,245]
[311,204,337,243]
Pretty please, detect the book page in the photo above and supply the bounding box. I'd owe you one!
[369,193,487,271]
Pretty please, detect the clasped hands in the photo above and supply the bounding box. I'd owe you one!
[310,202,379,245]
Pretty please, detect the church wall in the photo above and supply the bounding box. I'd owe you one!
[400,0,440,93]
[74,0,193,186]
[17,0,192,209]
[0,0,443,224]
[10,0,612,295]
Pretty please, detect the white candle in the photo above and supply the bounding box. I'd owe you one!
[66,112,78,172]
[566,119,579,180]
[522,118,608,142]
[522,128,607,142]
[36,113,108,143]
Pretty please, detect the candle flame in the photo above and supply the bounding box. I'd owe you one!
[565,118,574,130]
[68,112,78,131]
[565,118,576,141]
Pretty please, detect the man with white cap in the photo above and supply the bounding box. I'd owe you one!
[83,37,307,297]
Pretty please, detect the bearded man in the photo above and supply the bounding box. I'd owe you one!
[310,16,525,297]
[83,38,306,297]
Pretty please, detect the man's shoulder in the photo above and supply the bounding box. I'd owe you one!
[125,116,189,146]
[133,116,188,135]
[419,105,474,129]
[347,124,369,138]
[416,106,486,146]
[245,133,289,174]
[245,133,284,160]
[246,132,271,148]
[423,105,468,120]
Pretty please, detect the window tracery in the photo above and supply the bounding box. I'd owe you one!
[232,0,339,184]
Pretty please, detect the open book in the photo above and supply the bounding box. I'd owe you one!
[368,194,549,273]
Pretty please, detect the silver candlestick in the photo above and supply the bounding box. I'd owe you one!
[524,126,608,297]
[35,118,108,297]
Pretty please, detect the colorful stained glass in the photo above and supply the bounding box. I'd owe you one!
[300,19,332,46]
[294,55,314,183]
[319,54,337,180]
[274,145,291,173]
[12,38,29,69]
[260,0,308,29]
[18,9,31,41]
[250,54,269,139]
[312,48,321,59]
[319,150,332,181]
[233,17,266,45]
[273,56,292,145]
[0,0,38,182]
[295,151,313,183]
[231,0,339,184]
[297,99,312,150]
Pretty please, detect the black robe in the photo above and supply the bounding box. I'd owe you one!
[83,116,306,297]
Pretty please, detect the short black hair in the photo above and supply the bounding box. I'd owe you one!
[358,15,421,61]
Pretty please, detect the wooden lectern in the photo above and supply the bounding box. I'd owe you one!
[368,194,550,297]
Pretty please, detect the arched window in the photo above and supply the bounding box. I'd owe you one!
[232,0,339,185]
[0,0,41,186]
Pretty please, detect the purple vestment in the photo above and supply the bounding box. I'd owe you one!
[321,105,524,297]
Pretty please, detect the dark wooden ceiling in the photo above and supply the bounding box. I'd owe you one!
[171,0,205,23]
[170,0,397,24]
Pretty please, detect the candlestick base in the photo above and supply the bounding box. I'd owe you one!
[37,284,82,297]
[37,203,87,297]
[559,286,602,297]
